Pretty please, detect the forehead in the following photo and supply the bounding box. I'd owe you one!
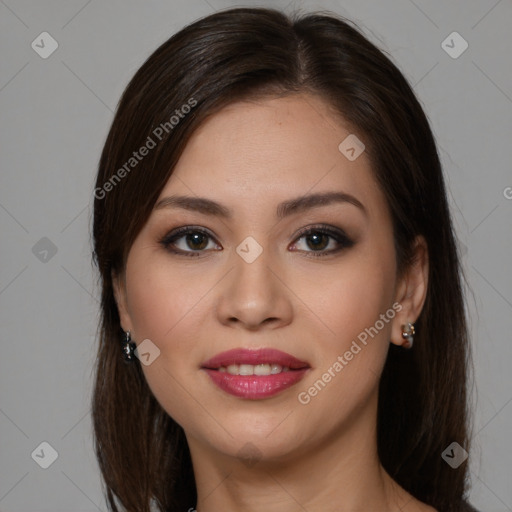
[158,93,387,221]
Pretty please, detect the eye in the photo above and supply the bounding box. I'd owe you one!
[290,224,354,257]
[159,226,220,257]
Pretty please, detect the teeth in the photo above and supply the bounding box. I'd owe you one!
[255,364,272,376]
[270,364,282,374]
[220,364,290,375]
[226,364,239,375]
[239,364,254,376]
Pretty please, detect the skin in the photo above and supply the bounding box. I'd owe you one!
[113,93,433,512]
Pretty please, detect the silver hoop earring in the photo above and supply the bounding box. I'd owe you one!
[401,322,415,349]
[122,330,137,362]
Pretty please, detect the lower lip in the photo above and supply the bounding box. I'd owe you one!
[203,368,308,399]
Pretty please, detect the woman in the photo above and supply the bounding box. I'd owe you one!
[91,7,477,512]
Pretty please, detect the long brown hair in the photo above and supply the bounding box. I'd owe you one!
[91,7,474,511]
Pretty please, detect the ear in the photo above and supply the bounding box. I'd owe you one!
[390,235,429,347]
[111,268,133,333]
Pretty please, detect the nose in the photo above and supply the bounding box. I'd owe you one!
[215,245,294,331]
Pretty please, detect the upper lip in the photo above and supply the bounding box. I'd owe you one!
[201,348,310,370]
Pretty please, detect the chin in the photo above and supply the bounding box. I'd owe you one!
[188,409,314,463]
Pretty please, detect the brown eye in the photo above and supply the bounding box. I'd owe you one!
[304,232,330,251]
[183,232,209,250]
[159,227,220,257]
[290,225,354,257]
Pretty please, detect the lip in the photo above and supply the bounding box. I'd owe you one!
[201,348,310,400]
[201,348,309,370]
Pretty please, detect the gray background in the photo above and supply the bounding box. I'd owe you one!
[1,0,511,510]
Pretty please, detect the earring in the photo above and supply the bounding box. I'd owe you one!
[401,322,415,349]
[121,330,137,362]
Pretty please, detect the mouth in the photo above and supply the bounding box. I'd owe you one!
[201,348,310,400]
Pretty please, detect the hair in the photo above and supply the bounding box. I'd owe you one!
[91,7,474,512]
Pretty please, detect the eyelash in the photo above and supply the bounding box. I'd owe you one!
[159,224,354,258]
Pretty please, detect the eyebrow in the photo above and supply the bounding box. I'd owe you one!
[153,191,366,219]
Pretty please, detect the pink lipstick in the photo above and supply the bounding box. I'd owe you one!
[201,348,310,399]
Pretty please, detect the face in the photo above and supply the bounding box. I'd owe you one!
[113,93,426,464]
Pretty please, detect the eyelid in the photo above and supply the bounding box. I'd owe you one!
[292,223,350,241]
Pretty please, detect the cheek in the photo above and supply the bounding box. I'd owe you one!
[297,244,396,401]
[123,255,208,428]
[123,250,221,383]
[124,253,199,343]
[302,251,396,348]
[125,269,174,342]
